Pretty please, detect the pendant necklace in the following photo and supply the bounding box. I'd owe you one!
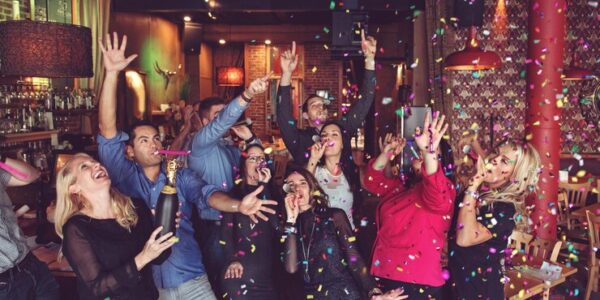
[300,213,316,283]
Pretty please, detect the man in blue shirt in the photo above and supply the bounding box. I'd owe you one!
[186,93,262,293]
[97,32,276,300]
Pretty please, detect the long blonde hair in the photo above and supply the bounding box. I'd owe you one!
[54,153,138,239]
[480,141,541,222]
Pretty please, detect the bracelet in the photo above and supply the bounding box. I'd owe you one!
[368,287,383,298]
[464,190,480,199]
[244,133,257,144]
[241,91,253,103]
[284,225,297,235]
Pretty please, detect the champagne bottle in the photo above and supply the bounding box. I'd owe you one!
[155,159,179,237]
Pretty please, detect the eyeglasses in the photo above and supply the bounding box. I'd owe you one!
[247,156,265,163]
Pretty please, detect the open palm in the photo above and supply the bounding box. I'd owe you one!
[414,111,448,153]
[361,30,377,59]
[99,32,138,73]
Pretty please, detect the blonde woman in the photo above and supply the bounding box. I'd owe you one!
[54,154,175,300]
[448,141,541,299]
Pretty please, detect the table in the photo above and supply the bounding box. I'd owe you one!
[505,254,577,300]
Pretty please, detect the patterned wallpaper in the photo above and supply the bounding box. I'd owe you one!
[442,0,599,153]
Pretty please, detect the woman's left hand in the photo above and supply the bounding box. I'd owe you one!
[224,261,244,279]
[414,110,448,154]
[371,288,408,300]
[258,168,272,183]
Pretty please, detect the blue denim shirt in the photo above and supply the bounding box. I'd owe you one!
[188,97,246,220]
[97,132,219,289]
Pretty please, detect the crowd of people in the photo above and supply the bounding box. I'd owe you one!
[0,31,542,300]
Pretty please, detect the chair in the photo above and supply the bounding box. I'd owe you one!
[528,237,562,263]
[508,230,533,253]
[556,190,570,229]
[560,181,592,230]
[585,211,600,300]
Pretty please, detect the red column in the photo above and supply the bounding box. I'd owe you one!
[526,0,566,239]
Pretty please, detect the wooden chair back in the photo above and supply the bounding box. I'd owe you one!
[528,237,562,263]
[559,181,592,210]
[508,230,533,253]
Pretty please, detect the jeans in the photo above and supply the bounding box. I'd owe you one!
[376,277,443,300]
[0,254,60,300]
[158,275,217,300]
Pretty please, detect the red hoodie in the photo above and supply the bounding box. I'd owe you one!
[364,160,456,287]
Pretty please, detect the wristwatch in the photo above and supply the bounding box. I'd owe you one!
[241,91,253,103]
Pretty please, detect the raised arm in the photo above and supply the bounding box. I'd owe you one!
[276,42,309,163]
[282,193,300,274]
[192,74,269,150]
[98,33,138,139]
[169,105,194,152]
[341,31,377,134]
[363,137,406,197]
[1,157,40,186]
[306,142,325,174]
[332,209,376,294]
[456,158,493,247]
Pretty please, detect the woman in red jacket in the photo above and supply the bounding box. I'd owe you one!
[363,111,456,299]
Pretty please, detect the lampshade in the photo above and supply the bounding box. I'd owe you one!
[0,20,93,78]
[562,49,594,81]
[217,67,244,86]
[445,26,502,71]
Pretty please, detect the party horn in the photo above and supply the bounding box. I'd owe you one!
[0,161,29,180]
[233,118,253,127]
[156,150,191,156]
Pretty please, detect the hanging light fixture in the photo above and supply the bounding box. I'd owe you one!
[562,45,594,81]
[217,67,244,86]
[444,26,502,71]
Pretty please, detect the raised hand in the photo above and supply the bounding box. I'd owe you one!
[98,32,138,73]
[231,125,253,141]
[414,111,448,154]
[258,168,272,184]
[378,133,393,153]
[284,193,300,223]
[468,155,489,190]
[310,142,326,161]
[239,185,278,223]
[361,30,377,59]
[223,261,244,279]
[244,72,273,99]
[280,41,299,74]
[384,136,406,157]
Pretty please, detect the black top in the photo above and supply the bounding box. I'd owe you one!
[276,70,376,166]
[220,183,281,300]
[62,198,158,300]
[284,207,375,300]
[448,196,516,300]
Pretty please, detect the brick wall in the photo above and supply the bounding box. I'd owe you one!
[244,44,268,137]
[0,0,30,21]
[244,43,342,139]
[303,43,342,119]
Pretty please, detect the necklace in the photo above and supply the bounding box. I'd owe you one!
[299,213,316,283]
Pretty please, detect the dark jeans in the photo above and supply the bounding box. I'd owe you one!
[0,253,59,300]
[200,220,226,295]
[376,277,443,300]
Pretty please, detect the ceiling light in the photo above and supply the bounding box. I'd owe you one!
[444,26,502,71]
[183,16,191,22]
[265,39,272,45]
[219,39,226,45]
